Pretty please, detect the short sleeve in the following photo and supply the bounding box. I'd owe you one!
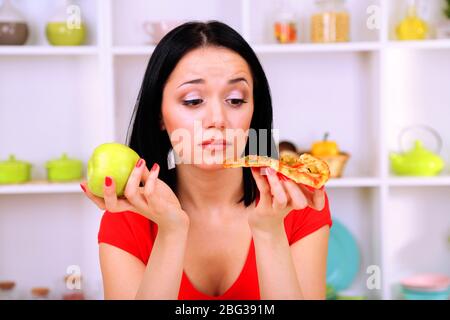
[98,210,155,264]
[285,191,333,246]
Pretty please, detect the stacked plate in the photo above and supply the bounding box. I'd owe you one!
[400,273,450,300]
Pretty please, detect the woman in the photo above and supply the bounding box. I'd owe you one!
[80,21,332,300]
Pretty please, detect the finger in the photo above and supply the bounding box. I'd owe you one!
[250,167,271,207]
[143,163,160,203]
[265,168,288,210]
[279,175,308,210]
[103,176,120,212]
[80,182,106,210]
[298,184,326,211]
[124,158,150,213]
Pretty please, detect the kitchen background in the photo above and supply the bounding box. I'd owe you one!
[0,0,449,300]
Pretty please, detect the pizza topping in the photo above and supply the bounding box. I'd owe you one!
[223,153,330,189]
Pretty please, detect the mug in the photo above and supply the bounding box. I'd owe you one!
[143,20,185,44]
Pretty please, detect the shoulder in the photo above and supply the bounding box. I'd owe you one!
[284,191,333,246]
[98,210,156,264]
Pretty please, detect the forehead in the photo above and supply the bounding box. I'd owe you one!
[167,46,252,84]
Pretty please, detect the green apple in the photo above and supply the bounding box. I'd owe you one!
[87,143,140,198]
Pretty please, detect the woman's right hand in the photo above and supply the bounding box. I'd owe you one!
[80,158,189,234]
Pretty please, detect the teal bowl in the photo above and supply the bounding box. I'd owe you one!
[402,287,449,300]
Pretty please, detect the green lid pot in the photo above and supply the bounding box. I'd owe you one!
[46,153,83,182]
[0,154,32,184]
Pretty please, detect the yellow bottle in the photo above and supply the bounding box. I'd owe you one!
[396,3,428,40]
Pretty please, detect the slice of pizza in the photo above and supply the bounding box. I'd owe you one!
[223,153,330,189]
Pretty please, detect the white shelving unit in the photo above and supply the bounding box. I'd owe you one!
[1,0,449,300]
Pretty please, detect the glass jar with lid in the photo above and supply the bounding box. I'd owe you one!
[0,0,29,45]
[273,0,298,44]
[311,0,350,43]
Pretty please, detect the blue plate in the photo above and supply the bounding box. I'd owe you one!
[326,219,360,292]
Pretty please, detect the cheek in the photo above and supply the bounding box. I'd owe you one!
[230,101,254,129]
[161,102,196,162]
[228,103,254,154]
[162,98,194,134]
[235,103,254,138]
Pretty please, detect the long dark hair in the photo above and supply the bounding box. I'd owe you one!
[127,20,276,207]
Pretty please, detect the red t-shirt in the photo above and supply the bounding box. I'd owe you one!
[98,192,332,300]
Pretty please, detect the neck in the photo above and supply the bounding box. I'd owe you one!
[175,164,244,220]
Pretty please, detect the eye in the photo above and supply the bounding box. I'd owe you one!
[182,99,203,107]
[227,98,247,107]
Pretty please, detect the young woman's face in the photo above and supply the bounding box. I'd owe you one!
[161,46,254,170]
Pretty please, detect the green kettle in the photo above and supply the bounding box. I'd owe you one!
[390,126,445,176]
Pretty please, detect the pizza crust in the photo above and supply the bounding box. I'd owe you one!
[223,153,330,189]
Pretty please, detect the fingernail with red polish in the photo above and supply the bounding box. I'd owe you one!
[105,176,112,187]
[80,184,86,192]
[151,163,159,172]
[136,159,143,168]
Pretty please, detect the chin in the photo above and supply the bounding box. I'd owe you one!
[193,154,229,170]
[193,163,226,171]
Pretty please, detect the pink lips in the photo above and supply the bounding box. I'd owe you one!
[200,139,231,149]
[200,139,230,146]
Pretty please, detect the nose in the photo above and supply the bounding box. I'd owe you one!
[205,98,226,130]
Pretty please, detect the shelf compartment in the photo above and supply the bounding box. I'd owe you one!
[0,194,103,299]
[385,49,450,176]
[8,0,99,46]
[261,51,381,178]
[383,187,450,299]
[111,0,243,46]
[326,188,382,299]
[247,0,381,44]
[0,56,108,181]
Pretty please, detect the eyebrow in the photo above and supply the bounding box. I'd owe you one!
[177,77,249,88]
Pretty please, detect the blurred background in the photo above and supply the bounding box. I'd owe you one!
[0,0,449,300]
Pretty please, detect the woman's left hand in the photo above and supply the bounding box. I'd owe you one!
[247,166,326,234]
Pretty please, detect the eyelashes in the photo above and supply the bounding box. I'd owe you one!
[182,99,203,106]
[182,98,248,107]
[228,98,248,107]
